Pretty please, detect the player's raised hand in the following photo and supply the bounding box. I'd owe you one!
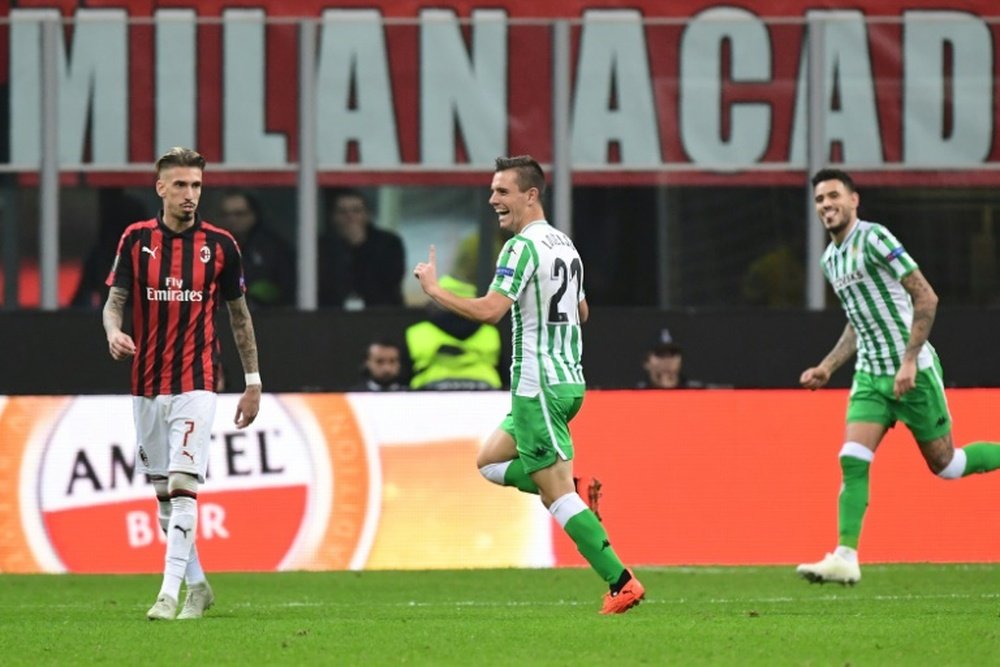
[412,245,439,294]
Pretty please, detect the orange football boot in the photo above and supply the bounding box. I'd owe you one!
[599,570,645,615]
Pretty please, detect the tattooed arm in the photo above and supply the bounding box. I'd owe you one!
[103,286,136,360]
[800,323,857,390]
[226,296,261,428]
[894,269,939,397]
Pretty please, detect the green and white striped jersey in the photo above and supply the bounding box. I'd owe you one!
[821,219,935,376]
[489,220,586,396]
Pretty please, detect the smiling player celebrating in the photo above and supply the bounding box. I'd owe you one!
[797,168,1000,585]
[413,155,645,614]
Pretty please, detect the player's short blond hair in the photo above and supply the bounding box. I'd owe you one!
[155,147,206,176]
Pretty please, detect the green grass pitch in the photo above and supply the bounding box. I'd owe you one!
[2,565,999,666]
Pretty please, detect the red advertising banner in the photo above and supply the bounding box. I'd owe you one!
[4,1,1000,185]
[2,389,999,574]
[563,389,1000,565]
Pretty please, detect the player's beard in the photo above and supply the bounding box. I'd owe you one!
[822,209,851,236]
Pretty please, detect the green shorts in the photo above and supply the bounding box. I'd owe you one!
[499,386,584,474]
[847,361,952,443]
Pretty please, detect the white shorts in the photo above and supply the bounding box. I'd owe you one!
[132,391,217,483]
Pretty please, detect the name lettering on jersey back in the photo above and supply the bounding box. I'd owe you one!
[540,233,575,250]
[832,270,865,291]
[146,276,204,302]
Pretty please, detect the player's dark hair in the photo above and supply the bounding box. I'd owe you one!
[495,155,546,196]
[811,168,855,192]
[155,147,206,176]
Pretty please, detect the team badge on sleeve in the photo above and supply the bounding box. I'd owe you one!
[885,246,905,262]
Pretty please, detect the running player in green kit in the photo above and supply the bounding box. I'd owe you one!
[412,156,644,614]
[797,168,1000,585]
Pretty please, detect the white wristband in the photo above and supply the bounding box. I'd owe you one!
[245,372,262,387]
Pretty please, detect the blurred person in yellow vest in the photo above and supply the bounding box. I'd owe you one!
[406,275,502,391]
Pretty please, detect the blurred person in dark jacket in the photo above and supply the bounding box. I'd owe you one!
[216,189,295,307]
[319,188,405,309]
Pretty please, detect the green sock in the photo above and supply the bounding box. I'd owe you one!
[564,509,626,585]
[838,455,870,549]
[961,442,1000,476]
[502,458,539,494]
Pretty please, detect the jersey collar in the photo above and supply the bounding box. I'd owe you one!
[156,211,203,237]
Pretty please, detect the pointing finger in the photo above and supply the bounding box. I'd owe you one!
[428,244,436,265]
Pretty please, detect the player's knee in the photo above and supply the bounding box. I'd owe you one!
[168,471,199,496]
[151,476,171,529]
[151,476,170,500]
[478,462,507,485]
[838,441,875,463]
[936,448,966,480]
[474,449,492,469]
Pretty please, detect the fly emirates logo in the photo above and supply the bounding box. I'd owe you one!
[146,276,204,302]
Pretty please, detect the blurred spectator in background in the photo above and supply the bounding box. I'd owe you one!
[406,275,502,391]
[71,189,149,308]
[319,188,405,309]
[216,189,296,307]
[638,341,690,389]
[637,336,729,389]
[350,338,407,392]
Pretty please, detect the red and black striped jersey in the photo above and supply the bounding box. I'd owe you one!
[106,213,246,397]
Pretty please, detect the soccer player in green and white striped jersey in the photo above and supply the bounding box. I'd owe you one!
[797,168,1000,585]
[412,156,644,614]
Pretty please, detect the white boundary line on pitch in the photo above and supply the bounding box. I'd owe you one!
[217,591,1000,608]
[6,590,1000,611]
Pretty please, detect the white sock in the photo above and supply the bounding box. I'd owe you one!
[185,545,207,586]
[938,448,967,480]
[548,492,588,528]
[159,496,197,600]
[478,461,511,485]
[157,496,205,585]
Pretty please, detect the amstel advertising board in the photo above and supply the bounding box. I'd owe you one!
[2,390,1000,573]
[0,392,551,573]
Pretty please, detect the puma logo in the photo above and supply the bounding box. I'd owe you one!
[141,246,158,259]
[181,451,195,463]
[173,525,191,539]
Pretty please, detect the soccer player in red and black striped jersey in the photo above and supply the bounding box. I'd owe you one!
[102,147,262,621]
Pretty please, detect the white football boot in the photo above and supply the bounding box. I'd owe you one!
[177,581,215,620]
[796,552,861,585]
[146,594,178,620]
